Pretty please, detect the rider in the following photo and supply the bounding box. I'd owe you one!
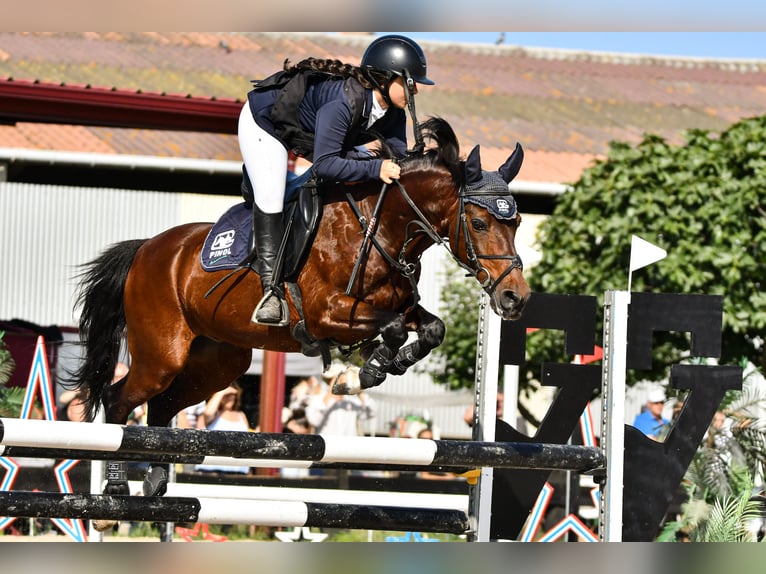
[238,34,435,325]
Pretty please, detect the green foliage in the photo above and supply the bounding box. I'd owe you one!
[527,115,766,385]
[0,330,21,417]
[700,486,762,542]
[660,368,766,541]
[661,466,762,542]
[0,330,15,386]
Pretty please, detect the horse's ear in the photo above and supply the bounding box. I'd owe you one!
[499,142,524,183]
[465,145,483,186]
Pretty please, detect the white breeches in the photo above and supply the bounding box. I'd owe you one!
[238,102,288,214]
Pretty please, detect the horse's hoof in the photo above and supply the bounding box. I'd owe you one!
[143,466,168,497]
[92,519,117,532]
[332,366,362,395]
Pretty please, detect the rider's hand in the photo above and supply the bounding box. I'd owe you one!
[379,159,400,184]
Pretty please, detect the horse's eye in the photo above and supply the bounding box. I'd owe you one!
[471,218,488,232]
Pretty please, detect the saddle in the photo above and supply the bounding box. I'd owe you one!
[201,169,320,279]
[201,169,327,361]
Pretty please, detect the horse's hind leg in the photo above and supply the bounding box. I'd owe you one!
[388,305,445,376]
[92,335,193,531]
[141,339,253,497]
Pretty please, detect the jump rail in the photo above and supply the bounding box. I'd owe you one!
[124,481,468,511]
[0,418,605,472]
[0,491,469,534]
[0,444,470,474]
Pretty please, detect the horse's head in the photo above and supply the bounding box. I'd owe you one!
[452,142,531,320]
[395,117,530,320]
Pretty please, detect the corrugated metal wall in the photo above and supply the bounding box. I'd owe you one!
[1,182,182,325]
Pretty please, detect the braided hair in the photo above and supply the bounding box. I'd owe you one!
[283,57,389,91]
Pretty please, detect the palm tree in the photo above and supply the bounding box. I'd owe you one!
[0,329,23,417]
[0,330,13,385]
[660,363,766,541]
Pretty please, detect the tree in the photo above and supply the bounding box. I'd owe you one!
[432,115,766,394]
[527,115,766,384]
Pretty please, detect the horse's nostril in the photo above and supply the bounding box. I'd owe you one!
[503,290,521,308]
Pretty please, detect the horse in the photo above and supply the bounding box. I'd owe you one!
[71,117,530,527]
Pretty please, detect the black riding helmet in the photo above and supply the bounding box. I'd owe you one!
[361,34,435,86]
[361,34,433,152]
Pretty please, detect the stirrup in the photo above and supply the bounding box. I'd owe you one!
[252,291,290,327]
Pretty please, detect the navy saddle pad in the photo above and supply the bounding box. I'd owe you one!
[200,202,252,271]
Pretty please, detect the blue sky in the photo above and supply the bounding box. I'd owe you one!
[384,32,766,60]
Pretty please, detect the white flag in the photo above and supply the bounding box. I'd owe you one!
[629,235,667,272]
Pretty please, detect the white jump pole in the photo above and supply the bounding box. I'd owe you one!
[599,289,629,542]
[127,481,468,512]
[468,291,501,542]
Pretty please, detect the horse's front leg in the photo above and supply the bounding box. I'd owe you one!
[388,305,446,376]
[359,313,409,390]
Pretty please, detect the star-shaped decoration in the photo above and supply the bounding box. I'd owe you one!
[0,457,21,532]
[537,514,598,542]
[518,481,554,542]
[0,336,88,541]
[274,526,328,542]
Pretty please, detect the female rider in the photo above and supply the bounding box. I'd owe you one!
[238,34,435,325]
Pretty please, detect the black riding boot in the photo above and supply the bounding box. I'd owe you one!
[250,204,285,325]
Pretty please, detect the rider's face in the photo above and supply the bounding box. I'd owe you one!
[387,76,417,109]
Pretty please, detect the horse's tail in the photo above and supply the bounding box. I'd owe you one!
[71,239,146,422]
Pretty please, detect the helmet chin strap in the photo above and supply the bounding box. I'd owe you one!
[367,68,425,154]
[367,70,394,108]
[402,69,425,154]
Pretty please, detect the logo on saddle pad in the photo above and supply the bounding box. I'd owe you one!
[200,203,252,271]
[209,229,236,261]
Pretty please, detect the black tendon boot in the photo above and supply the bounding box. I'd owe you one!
[250,204,286,325]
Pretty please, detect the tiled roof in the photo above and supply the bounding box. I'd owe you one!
[2,31,766,185]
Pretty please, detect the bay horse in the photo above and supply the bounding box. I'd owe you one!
[71,117,530,526]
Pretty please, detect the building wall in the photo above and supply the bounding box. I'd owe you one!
[0,181,236,326]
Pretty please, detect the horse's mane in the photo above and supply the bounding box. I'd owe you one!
[401,117,463,185]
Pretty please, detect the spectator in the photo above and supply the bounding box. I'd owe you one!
[305,366,375,437]
[463,390,505,427]
[632,389,670,440]
[57,389,87,422]
[283,374,325,434]
[177,400,207,429]
[390,413,433,439]
[194,384,251,475]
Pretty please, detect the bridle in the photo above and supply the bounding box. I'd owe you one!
[345,178,524,311]
[453,187,524,295]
